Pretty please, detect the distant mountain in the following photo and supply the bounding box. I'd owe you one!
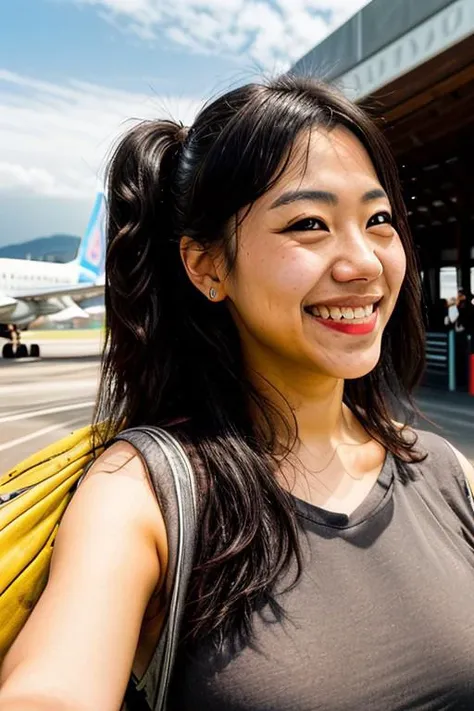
[0,234,80,263]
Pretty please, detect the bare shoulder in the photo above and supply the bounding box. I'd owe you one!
[76,439,165,532]
[87,439,150,481]
[78,439,169,565]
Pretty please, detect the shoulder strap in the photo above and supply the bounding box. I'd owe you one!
[114,426,198,711]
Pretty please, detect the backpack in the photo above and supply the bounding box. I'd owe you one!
[0,424,197,711]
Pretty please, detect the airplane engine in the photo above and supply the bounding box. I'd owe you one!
[0,299,39,327]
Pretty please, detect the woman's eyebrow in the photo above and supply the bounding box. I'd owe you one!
[269,187,388,210]
[361,188,388,203]
[270,189,338,209]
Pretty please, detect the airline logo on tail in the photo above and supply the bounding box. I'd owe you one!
[77,192,106,283]
[86,224,103,268]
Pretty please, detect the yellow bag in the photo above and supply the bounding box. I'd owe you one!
[0,424,104,661]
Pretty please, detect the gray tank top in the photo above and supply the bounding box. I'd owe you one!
[137,429,474,711]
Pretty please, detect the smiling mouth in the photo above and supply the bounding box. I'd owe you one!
[304,300,382,335]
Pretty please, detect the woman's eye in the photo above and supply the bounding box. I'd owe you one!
[286,217,328,232]
[367,211,393,228]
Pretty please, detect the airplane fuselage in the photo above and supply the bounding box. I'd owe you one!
[0,257,78,289]
[0,258,80,327]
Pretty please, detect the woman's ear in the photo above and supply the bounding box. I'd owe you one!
[180,236,226,302]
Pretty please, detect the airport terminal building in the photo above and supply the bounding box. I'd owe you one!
[292,0,474,392]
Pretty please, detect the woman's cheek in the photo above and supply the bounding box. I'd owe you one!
[234,240,323,317]
[382,237,406,292]
[271,250,322,295]
[393,243,407,292]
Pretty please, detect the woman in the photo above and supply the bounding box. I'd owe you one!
[1,75,474,711]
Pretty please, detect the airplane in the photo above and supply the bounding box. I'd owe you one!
[0,192,106,359]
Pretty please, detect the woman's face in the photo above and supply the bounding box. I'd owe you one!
[219,126,407,385]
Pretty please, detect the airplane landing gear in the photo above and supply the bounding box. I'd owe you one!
[16,344,29,358]
[2,343,14,359]
[0,325,41,359]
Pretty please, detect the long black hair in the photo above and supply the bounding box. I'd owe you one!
[95,74,425,646]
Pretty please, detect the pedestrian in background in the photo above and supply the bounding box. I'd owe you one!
[1,75,474,711]
[456,288,474,335]
[430,297,451,330]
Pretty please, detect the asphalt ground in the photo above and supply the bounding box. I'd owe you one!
[0,336,101,472]
[0,335,472,475]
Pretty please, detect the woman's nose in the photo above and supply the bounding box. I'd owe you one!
[331,233,383,283]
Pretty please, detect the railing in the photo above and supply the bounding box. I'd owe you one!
[423,331,456,391]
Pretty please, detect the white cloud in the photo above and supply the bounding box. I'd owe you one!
[0,164,77,198]
[0,69,202,199]
[0,1,373,200]
[74,0,372,69]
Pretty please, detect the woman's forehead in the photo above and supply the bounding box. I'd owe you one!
[259,127,381,208]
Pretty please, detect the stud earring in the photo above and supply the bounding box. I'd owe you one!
[209,287,217,300]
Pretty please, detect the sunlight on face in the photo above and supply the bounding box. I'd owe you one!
[222,127,407,385]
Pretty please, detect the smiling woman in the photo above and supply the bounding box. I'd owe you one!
[1,75,474,711]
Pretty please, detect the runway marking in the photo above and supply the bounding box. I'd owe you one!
[0,416,87,453]
[0,401,95,424]
[0,362,97,373]
[0,379,98,395]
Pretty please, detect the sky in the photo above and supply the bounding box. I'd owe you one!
[0,0,372,247]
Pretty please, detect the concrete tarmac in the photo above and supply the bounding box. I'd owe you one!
[0,336,101,472]
[0,336,472,475]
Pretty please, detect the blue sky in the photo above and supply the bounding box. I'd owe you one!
[0,0,370,247]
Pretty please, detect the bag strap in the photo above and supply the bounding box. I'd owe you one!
[114,426,198,711]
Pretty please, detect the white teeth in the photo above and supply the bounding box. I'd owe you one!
[308,302,377,320]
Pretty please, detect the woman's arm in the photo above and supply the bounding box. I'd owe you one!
[0,441,168,711]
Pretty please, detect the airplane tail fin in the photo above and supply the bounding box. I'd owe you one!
[75,191,106,283]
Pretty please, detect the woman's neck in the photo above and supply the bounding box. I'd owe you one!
[249,361,386,514]
[250,360,357,448]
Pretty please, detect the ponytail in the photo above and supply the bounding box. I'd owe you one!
[99,120,188,432]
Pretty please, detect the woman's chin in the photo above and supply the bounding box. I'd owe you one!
[309,348,381,381]
[341,363,379,381]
